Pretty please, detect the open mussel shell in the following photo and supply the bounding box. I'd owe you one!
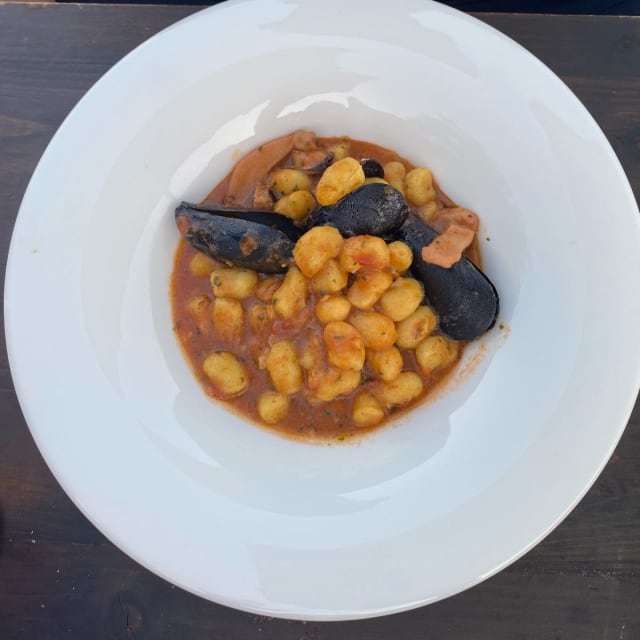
[175,202,300,273]
[360,158,384,179]
[397,215,499,341]
[308,183,409,237]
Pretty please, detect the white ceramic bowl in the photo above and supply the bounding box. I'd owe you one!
[5,0,640,621]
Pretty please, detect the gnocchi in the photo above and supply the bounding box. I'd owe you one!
[315,295,352,324]
[374,371,424,407]
[272,266,308,319]
[378,277,424,322]
[348,310,397,351]
[210,268,257,299]
[270,168,312,197]
[367,347,404,382]
[395,306,438,349]
[404,167,436,206]
[315,157,365,205]
[273,189,316,221]
[323,321,366,372]
[311,259,349,293]
[308,366,361,402]
[346,269,393,310]
[293,226,344,277]
[263,340,303,395]
[189,251,217,277]
[211,297,244,342]
[248,303,273,336]
[340,235,390,273]
[352,392,385,427]
[416,336,459,375]
[383,161,406,193]
[388,241,413,272]
[257,391,289,424]
[186,295,211,335]
[202,351,249,397]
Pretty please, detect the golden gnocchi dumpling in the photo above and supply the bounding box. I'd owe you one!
[379,277,424,322]
[189,252,218,277]
[323,321,366,372]
[404,167,436,206]
[210,268,258,299]
[307,366,361,402]
[388,241,413,272]
[383,161,406,194]
[395,305,437,349]
[367,347,404,382]
[263,340,303,395]
[211,297,244,342]
[257,391,289,424]
[316,157,365,206]
[273,190,316,221]
[346,269,393,310]
[348,310,397,351]
[310,258,349,293]
[293,226,344,278]
[247,303,273,336]
[327,141,350,161]
[416,200,440,223]
[340,235,390,273]
[186,295,211,335]
[352,392,385,427]
[270,168,312,197]
[202,351,249,397]
[374,371,424,407]
[416,336,459,375]
[273,266,308,319]
[315,295,352,324]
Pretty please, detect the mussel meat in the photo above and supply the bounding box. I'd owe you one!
[307,183,409,237]
[397,215,499,341]
[175,202,301,274]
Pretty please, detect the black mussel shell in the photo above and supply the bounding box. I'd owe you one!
[308,183,409,237]
[397,215,499,341]
[175,202,300,273]
[292,150,335,174]
[360,158,384,179]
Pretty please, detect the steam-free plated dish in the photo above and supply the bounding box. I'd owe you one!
[6,0,640,621]
[172,131,498,439]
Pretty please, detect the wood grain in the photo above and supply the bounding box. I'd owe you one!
[1,5,639,639]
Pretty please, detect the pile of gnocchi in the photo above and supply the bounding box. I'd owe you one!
[172,133,477,440]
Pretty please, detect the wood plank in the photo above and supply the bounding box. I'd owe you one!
[1,5,639,639]
[482,13,640,79]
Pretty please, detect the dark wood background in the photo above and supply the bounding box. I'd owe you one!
[1,4,639,638]
[55,0,640,13]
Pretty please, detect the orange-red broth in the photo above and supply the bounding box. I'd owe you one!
[171,136,478,441]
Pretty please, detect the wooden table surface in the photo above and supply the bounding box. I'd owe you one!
[1,4,639,638]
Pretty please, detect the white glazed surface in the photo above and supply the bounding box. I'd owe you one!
[5,0,640,620]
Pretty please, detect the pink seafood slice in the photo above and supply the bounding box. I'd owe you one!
[226,132,296,205]
[421,224,476,269]
[429,207,479,234]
